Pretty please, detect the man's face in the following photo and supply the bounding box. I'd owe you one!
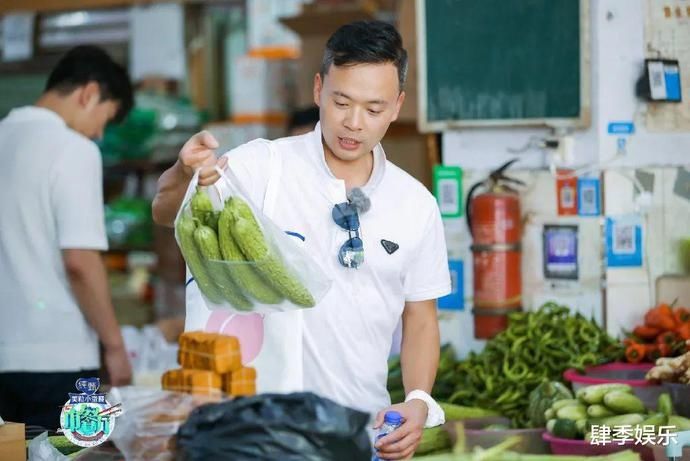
[314,62,405,164]
[71,82,120,140]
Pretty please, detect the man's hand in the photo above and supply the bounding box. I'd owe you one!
[373,399,428,460]
[178,130,228,186]
[104,344,132,387]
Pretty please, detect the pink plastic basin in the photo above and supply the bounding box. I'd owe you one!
[543,432,654,461]
[563,362,662,410]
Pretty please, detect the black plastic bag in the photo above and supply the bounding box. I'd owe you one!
[175,392,373,461]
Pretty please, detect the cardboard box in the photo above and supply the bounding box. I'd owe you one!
[0,422,25,461]
[396,0,418,122]
[247,0,303,56]
[280,5,376,108]
[230,56,297,120]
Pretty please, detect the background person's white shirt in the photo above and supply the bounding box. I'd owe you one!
[0,106,107,372]
[185,123,450,415]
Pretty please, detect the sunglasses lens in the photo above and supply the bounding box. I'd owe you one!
[332,203,359,231]
[338,237,364,268]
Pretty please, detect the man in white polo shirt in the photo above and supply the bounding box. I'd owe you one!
[153,21,450,459]
[0,46,133,430]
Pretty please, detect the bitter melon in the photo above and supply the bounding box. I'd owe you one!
[193,224,253,310]
[227,197,315,307]
[191,188,219,230]
[218,204,283,304]
[176,215,224,304]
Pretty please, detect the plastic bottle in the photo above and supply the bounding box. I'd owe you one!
[372,411,403,461]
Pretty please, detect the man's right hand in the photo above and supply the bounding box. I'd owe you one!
[179,130,228,186]
[104,344,133,387]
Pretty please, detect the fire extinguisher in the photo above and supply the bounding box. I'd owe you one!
[466,159,524,339]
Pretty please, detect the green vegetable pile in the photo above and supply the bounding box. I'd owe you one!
[176,188,315,310]
[433,303,624,427]
[545,384,690,440]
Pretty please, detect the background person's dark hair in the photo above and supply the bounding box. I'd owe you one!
[320,20,408,92]
[45,45,134,123]
[288,106,320,133]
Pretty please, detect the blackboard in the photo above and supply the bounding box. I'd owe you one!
[417,0,590,131]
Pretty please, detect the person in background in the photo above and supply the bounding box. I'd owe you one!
[153,21,448,459]
[287,105,320,136]
[0,45,134,431]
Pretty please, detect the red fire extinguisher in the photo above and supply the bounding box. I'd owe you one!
[466,159,524,339]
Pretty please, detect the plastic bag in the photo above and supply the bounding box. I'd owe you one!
[27,432,70,461]
[174,167,331,314]
[121,325,179,387]
[175,392,373,461]
[107,386,222,461]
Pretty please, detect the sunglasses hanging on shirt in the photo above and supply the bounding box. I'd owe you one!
[331,188,370,269]
[332,202,364,268]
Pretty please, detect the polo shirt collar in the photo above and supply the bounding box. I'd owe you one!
[310,122,386,195]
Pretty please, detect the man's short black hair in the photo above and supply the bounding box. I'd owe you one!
[45,45,134,123]
[320,20,408,91]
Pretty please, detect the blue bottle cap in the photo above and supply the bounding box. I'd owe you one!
[384,411,402,425]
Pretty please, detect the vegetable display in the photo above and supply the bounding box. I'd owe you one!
[432,303,622,427]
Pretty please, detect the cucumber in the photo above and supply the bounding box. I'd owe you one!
[575,418,587,436]
[658,392,674,417]
[177,215,224,304]
[551,399,580,411]
[438,402,500,420]
[639,412,667,428]
[587,404,616,418]
[556,404,587,421]
[576,383,633,405]
[669,415,690,431]
[546,419,557,434]
[415,426,452,456]
[193,224,253,310]
[599,413,645,427]
[603,391,646,414]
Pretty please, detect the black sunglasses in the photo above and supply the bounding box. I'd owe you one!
[332,202,364,268]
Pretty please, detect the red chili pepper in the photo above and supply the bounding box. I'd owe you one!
[645,344,662,362]
[676,322,690,341]
[656,331,679,346]
[645,304,677,330]
[633,325,661,340]
[625,343,647,363]
[673,307,690,324]
[657,342,673,357]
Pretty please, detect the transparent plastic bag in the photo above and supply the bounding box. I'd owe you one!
[107,386,223,461]
[174,167,332,314]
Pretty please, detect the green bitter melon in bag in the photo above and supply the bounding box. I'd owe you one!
[227,197,315,307]
[218,204,283,304]
[193,224,253,310]
[176,215,224,304]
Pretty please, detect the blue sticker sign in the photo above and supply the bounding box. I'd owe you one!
[606,216,643,267]
[607,121,635,135]
[577,177,601,216]
[438,259,464,310]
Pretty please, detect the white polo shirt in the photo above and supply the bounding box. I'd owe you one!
[0,107,107,372]
[185,122,450,414]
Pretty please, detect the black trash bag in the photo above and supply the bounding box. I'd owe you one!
[175,392,373,461]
